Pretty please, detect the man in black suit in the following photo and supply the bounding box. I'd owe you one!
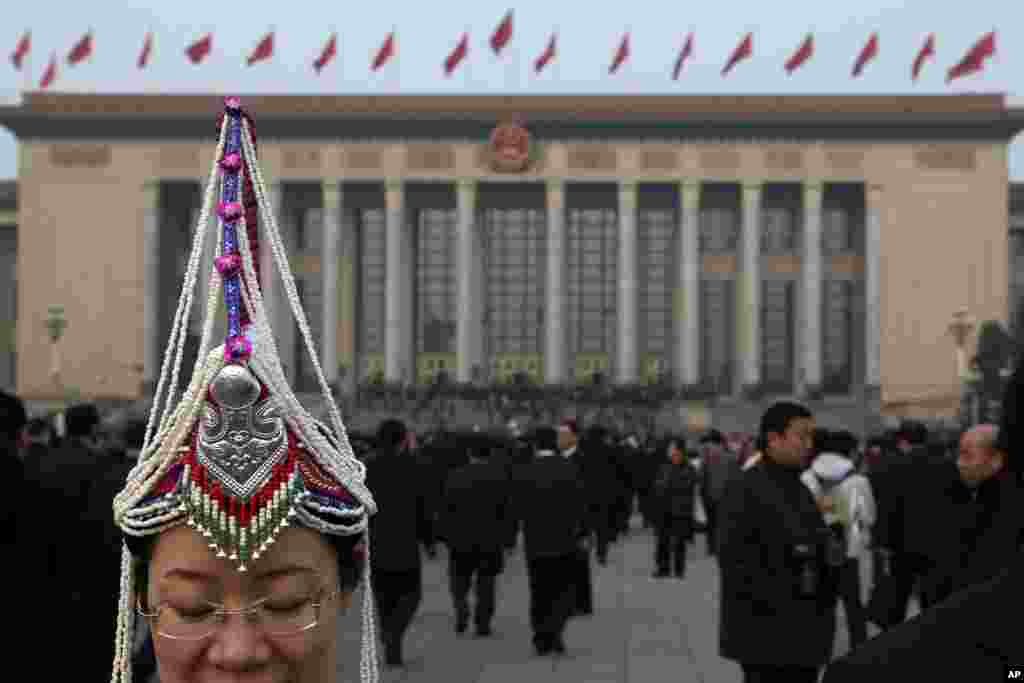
[440,442,515,637]
[514,425,588,656]
[364,418,436,668]
[718,401,840,683]
[867,420,960,627]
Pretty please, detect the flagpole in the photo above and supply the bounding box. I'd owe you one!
[389,25,399,95]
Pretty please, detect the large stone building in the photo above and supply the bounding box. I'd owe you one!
[1,92,1023,424]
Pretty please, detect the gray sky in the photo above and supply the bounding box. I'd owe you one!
[2,0,1023,178]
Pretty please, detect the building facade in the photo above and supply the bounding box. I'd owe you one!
[1,93,1022,421]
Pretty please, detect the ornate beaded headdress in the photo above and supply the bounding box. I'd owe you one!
[110,97,379,683]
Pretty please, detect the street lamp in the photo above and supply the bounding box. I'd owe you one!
[948,308,977,381]
[45,305,67,387]
[948,308,978,423]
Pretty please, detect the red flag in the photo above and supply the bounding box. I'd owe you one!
[784,33,813,74]
[534,34,556,73]
[247,32,274,66]
[186,33,212,64]
[67,31,93,65]
[911,34,935,81]
[490,11,513,55]
[852,33,878,77]
[39,52,56,89]
[722,33,752,76]
[672,33,694,80]
[371,32,395,71]
[314,33,337,73]
[138,32,153,69]
[946,31,995,83]
[11,31,30,70]
[444,33,469,76]
[609,33,630,74]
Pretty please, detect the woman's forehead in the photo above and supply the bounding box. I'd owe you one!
[151,525,333,584]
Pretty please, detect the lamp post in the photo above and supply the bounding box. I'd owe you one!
[948,308,977,423]
[45,305,67,390]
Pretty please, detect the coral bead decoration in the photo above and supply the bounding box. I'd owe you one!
[215,254,242,277]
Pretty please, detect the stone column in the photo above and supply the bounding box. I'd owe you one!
[865,184,883,390]
[274,185,297,385]
[545,180,567,384]
[321,180,342,393]
[677,181,701,386]
[617,181,639,384]
[338,206,357,394]
[801,182,824,391]
[142,181,161,396]
[384,179,405,383]
[737,182,762,393]
[456,179,481,383]
[261,183,282,354]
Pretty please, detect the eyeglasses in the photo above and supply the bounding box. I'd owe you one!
[137,588,341,641]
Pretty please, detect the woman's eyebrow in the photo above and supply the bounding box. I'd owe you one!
[161,568,217,582]
[253,565,318,580]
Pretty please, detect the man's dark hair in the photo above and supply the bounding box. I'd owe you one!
[376,418,408,449]
[65,403,101,439]
[0,390,27,444]
[759,401,812,443]
[813,428,832,456]
[533,426,558,452]
[699,429,725,446]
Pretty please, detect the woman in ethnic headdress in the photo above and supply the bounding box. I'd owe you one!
[110,98,378,683]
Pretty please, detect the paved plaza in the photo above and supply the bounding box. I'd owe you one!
[335,520,867,683]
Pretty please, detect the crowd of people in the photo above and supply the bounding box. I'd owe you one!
[2,375,1021,681]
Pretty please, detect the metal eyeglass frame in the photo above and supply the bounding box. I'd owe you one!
[137,588,342,641]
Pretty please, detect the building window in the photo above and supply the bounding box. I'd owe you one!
[761,208,798,253]
[567,209,618,359]
[699,208,738,253]
[639,209,675,359]
[484,208,546,355]
[822,208,863,254]
[357,209,386,363]
[416,209,456,354]
[761,280,795,393]
[822,279,854,394]
[700,279,734,392]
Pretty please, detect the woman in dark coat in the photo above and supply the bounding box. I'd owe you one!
[651,438,698,578]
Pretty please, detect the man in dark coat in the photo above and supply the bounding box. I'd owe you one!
[923,423,1024,604]
[563,420,596,617]
[718,401,840,683]
[514,425,588,656]
[364,418,436,668]
[867,420,960,627]
[439,442,514,637]
[651,438,698,578]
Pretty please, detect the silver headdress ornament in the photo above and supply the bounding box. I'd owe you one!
[110,97,379,682]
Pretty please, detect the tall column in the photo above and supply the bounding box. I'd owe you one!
[456,179,481,383]
[384,179,405,383]
[338,205,356,394]
[801,182,824,391]
[321,180,342,393]
[865,184,883,391]
[617,181,639,384]
[275,185,297,385]
[261,183,282,358]
[142,181,161,396]
[737,182,762,393]
[677,181,701,386]
[544,179,567,384]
